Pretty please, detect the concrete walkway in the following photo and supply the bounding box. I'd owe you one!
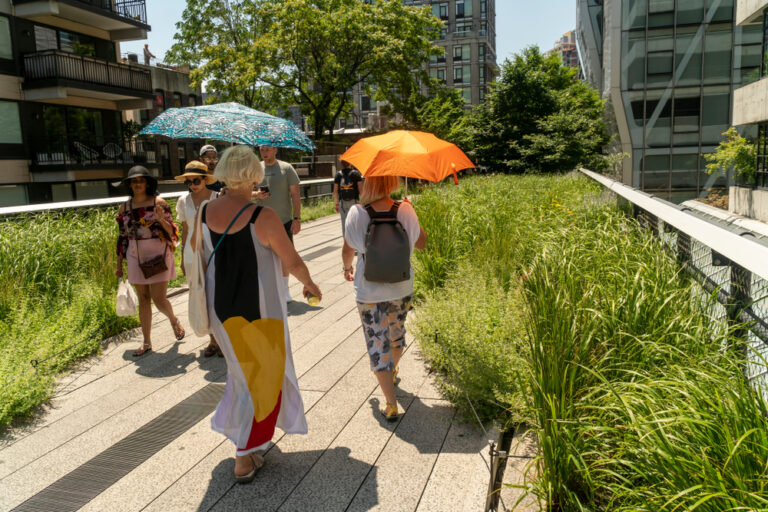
[0,214,515,512]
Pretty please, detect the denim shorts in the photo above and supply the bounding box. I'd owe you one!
[356,296,412,372]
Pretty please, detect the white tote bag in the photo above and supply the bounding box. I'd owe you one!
[186,200,210,336]
[116,279,138,317]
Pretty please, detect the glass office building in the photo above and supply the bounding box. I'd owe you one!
[577,0,762,201]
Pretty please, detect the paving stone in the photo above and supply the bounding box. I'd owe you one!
[141,391,326,512]
[499,428,540,512]
[345,398,455,512]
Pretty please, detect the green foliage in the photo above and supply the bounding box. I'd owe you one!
[464,46,610,173]
[704,127,757,185]
[167,0,441,139]
[412,174,767,508]
[412,84,469,145]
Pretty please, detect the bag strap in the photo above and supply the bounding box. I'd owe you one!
[364,200,401,221]
[129,198,143,262]
[207,202,254,267]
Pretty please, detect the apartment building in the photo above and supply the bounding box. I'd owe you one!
[577,0,763,202]
[733,0,768,189]
[552,30,580,69]
[0,0,202,207]
[340,0,497,132]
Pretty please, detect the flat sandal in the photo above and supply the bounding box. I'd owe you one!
[235,453,264,484]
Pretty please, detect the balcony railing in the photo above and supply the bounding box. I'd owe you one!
[24,50,152,93]
[30,137,156,169]
[13,0,148,25]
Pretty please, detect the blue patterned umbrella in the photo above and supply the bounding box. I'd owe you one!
[139,102,314,151]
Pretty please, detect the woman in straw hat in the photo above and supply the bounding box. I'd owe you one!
[116,165,184,357]
[176,160,222,357]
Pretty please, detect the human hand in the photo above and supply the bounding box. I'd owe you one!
[154,205,165,219]
[334,203,339,212]
[343,265,354,282]
[252,189,270,200]
[291,219,301,235]
[115,267,123,278]
[302,281,321,301]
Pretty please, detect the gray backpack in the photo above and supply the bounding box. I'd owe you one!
[363,202,411,283]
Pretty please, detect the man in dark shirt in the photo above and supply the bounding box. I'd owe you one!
[333,159,363,237]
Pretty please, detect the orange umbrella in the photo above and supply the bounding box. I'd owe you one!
[340,130,474,184]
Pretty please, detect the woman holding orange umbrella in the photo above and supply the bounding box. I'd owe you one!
[339,131,472,421]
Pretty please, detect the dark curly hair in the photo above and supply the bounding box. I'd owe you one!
[126,176,158,197]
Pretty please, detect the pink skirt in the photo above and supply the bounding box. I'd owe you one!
[126,238,177,285]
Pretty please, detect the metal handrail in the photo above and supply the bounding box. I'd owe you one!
[581,168,768,282]
[23,50,152,92]
[0,178,335,216]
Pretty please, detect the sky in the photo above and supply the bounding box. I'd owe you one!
[121,1,577,72]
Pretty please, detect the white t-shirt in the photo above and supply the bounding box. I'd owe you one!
[344,201,421,303]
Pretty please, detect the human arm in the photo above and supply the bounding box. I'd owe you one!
[153,198,179,245]
[255,208,320,299]
[415,225,427,250]
[333,184,339,212]
[180,221,189,275]
[342,240,355,281]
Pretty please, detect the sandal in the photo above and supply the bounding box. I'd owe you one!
[133,343,152,357]
[380,402,400,422]
[235,453,264,484]
[203,344,218,358]
[172,319,185,341]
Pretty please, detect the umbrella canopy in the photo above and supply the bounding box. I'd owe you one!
[139,102,314,152]
[340,130,474,182]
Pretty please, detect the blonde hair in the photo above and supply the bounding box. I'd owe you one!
[214,145,264,190]
[360,175,401,205]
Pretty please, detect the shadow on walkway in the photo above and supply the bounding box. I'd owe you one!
[197,445,379,511]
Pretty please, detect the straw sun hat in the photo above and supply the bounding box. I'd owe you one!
[174,160,216,185]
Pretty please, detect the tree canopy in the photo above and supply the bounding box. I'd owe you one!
[166,0,441,140]
[704,127,756,185]
[463,46,611,173]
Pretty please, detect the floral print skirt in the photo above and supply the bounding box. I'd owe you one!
[356,296,412,372]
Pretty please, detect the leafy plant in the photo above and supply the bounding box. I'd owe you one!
[704,127,757,185]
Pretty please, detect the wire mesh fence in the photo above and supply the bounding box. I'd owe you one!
[588,170,768,400]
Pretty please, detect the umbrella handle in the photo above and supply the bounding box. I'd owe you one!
[452,170,458,185]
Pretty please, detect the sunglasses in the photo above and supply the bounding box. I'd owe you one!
[184,177,204,186]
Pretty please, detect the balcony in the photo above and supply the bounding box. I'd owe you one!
[29,136,157,172]
[12,0,150,41]
[23,50,153,109]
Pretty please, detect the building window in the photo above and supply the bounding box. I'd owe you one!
[440,25,447,40]
[0,16,11,60]
[432,2,448,20]
[479,44,486,62]
[460,87,471,103]
[453,44,470,61]
[456,21,472,37]
[762,10,768,77]
[437,67,445,82]
[34,25,57,52]
[479,86,486,102]
[479,65,486,84]
[361,96,372,111]
[453,64,470,84]
[757,123,768,188]
[0,101,22,144]
[480,0,487,19]
[172,93,182,108]
[479,22,487,37]
[187,95,197,106]
[154,90,165,111]
[456,0,466,18]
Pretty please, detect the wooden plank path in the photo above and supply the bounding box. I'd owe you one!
[0,214,509,512]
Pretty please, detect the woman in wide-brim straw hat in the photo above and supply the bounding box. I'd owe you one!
[115,165,185,357]
[175,160,222,357]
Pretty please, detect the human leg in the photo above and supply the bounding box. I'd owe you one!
[149,281,184,340]
[357,300,401,419]
[133,284,153,356]
[234,452,264,483]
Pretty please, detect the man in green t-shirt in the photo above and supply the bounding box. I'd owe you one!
[253,145,301,301]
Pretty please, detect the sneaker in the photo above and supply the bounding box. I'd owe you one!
[380,402,399,422]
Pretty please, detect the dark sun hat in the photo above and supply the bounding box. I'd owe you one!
[113,165,158,187]
[174,160,216,184]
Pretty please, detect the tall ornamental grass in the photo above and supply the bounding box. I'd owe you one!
[411,173,768,508]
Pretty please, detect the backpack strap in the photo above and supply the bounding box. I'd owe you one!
[364,200,401,221]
